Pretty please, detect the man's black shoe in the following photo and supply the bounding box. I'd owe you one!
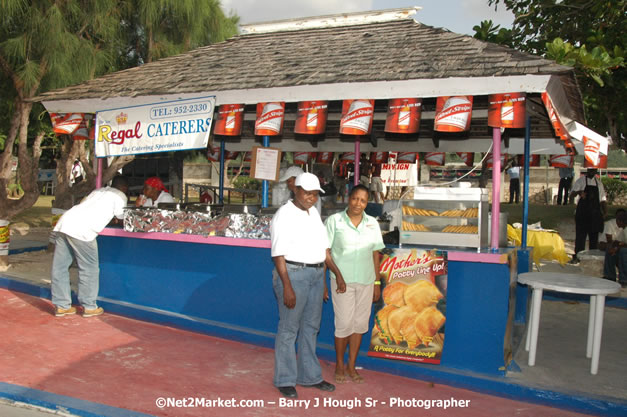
[277,386,297,398]
[303,380,335,392]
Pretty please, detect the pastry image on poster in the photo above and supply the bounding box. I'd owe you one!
[368,248,447,364]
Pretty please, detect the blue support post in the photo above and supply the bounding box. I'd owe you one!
[219,141,225,204]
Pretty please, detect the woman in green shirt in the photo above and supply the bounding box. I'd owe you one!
[325,184,385,383]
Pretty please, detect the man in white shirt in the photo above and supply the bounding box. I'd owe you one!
[507,165,520,204]
[601,209,627,287]
[571,169,607,262]
[135,177,175,207]
[270,173,344,398]
[51,175,129,317]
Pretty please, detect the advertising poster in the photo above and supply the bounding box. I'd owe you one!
[50,113,83,135]
[424,152,446,166]
[487,93,526,128]
[255,102,285,136]
[213,104,244,136]
[369,248,448,364]
[96,96,214,157]
[294,101,328,134]
[339,99,374,135]
[434,96,473,132]
[384,98,421,133]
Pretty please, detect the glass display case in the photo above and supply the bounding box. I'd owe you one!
[397,186,489,250]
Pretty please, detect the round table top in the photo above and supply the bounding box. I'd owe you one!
[518,272,621,295]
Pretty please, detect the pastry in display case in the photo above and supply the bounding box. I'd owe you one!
[397,186,489,250]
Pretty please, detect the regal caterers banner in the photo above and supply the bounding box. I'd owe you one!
[369,248,448,364]
[95,96,214,157]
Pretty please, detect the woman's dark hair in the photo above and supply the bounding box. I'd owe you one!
[349,184,370,198]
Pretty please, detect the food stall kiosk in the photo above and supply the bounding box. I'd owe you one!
[36,8,608,383]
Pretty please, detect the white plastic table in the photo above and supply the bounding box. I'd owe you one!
[518,272,620,375]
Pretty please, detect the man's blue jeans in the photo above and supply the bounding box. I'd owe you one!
[272,264,324,387]
[603,247,627,284]
[51,232,100,310]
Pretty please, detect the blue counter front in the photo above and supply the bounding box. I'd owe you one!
[98,229,517,378]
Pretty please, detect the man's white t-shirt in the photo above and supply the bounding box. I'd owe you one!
[571,176,607,202]
[271,200,328,264]
[142,191,176,207]
[600,219,625,243]
[54,187,127,241]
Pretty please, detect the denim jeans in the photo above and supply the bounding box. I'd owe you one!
[272,264,324,387]
[604,247,627,284]
[51,232,100,310]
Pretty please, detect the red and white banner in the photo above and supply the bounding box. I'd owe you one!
[207,147,239,162]
[517,154,540,167]
[486,153,507,168]
[293,152,315,164]
[385,98,421,133]
[424,152,445,166]
[488,93,526,128]
[370,152,389,164]
[339,99,374,135]
[396,152,418,163]
[71,115,94,140]
[541,93,568,140]
[549,154,574,168]
[294,101,328,135]
[315,152,334,164]
[214,104,245,136]
[583,135,603,167]
[434,96,473,132]
[255,102,285,136]
[340,152,356,162]
[50,113,84,135]
[456,152,474,167]
[584,153,608,168]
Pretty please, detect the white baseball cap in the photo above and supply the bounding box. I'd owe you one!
[279,166,304,182]
[295,172,325,193]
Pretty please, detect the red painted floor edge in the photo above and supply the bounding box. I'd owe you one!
[0,288,591,417]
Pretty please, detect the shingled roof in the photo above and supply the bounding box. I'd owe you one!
[35,16,583,121]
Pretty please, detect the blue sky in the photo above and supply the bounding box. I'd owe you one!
[221,0,514,35]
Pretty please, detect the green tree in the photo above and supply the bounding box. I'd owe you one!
[0,0,124,222]
[0,0,239,220]
[484,0,625,149]
[472,20,514,47]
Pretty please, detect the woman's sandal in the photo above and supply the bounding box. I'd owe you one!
[346,369,364,383]
[334,372,346,383]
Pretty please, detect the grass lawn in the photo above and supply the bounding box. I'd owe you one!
[500,203,622,230]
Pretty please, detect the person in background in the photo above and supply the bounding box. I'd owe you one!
[600,209,627,287]
[369,163,385,204]
[135,177,175,207]
[51,175,129,317]
[318,170,337,209]
[278,165,322,214]
[571,168,607,262]
[506,163,520,204]
[359,155,371,189]
[270,172,345,398]
[325,184,385,384]
[557,166,574,205]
